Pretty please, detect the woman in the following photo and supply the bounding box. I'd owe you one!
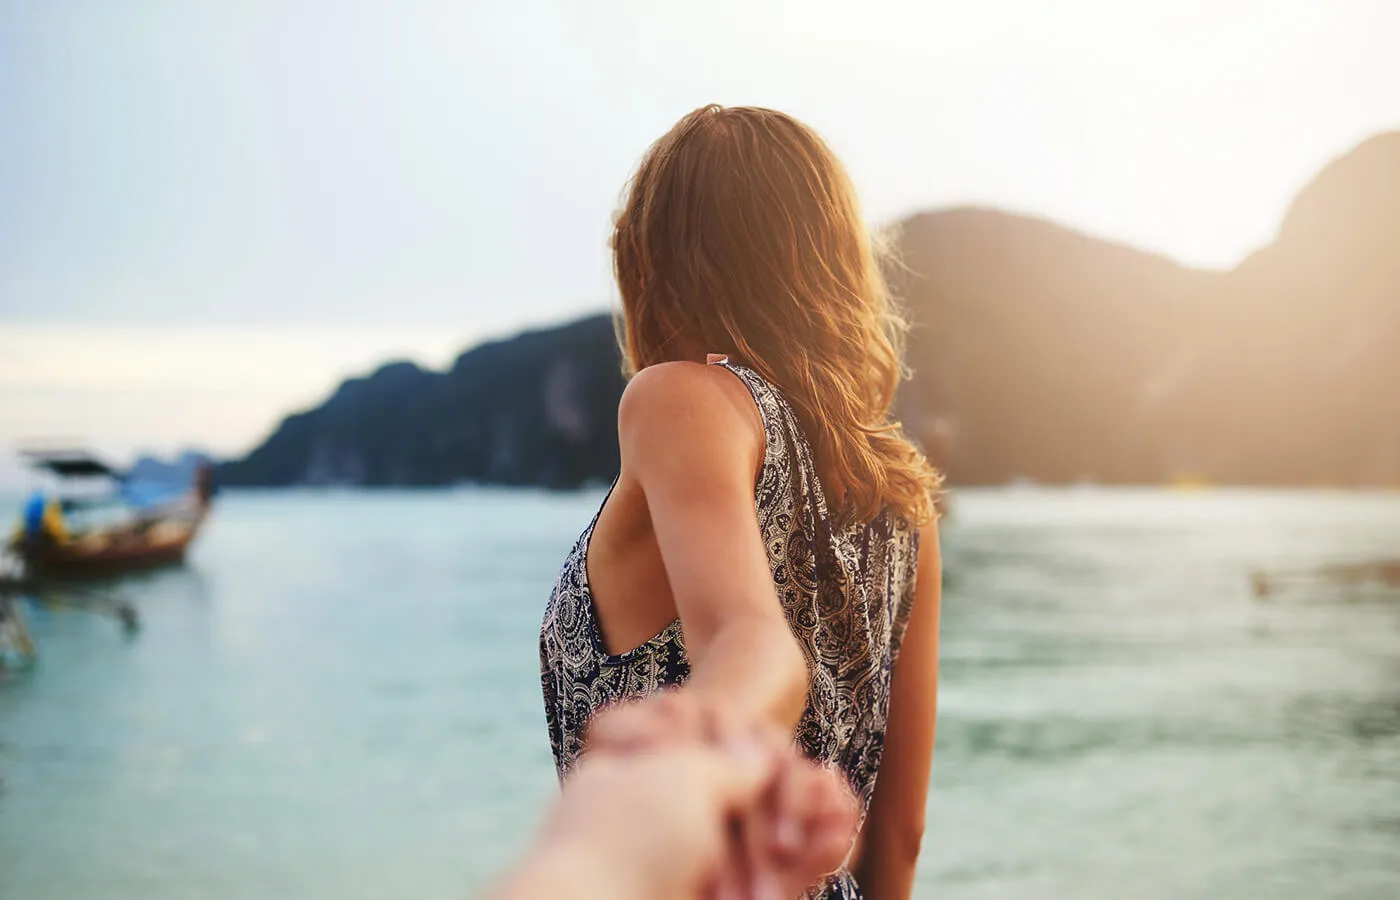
[540,105,943,900]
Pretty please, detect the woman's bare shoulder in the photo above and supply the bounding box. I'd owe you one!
[617,362,764,465]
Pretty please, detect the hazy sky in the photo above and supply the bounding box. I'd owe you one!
[2,0,1397,483]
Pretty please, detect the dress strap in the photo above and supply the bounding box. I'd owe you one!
[712,358,836,529]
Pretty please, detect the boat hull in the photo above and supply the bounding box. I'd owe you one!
[12,515,203,580]
[17,539,192,579]
[9,455,217,582]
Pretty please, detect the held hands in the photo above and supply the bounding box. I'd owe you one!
[565,691,857,900]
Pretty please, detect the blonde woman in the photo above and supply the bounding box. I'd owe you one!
[540,105,943,900]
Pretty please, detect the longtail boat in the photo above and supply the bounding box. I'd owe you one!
[8,450,216,580]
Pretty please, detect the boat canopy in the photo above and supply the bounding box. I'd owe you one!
[20,450,121,480]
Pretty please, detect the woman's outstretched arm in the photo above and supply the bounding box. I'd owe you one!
[854,525,942,900]
[615,361,809,730]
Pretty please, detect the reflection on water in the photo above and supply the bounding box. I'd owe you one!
[1,488,1399,899]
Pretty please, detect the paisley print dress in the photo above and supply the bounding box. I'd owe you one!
[539,360,921,899]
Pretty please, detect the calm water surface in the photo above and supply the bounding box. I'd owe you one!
[2,488,1398,899]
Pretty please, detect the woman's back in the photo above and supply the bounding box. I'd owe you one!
[540,359,920,898]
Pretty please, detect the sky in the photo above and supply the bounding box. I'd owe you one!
[1,0,1398,485]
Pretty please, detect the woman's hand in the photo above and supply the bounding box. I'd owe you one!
[585,688,729,754]
[576,691,855,899]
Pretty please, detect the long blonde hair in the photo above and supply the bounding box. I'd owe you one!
[612,105,941,526]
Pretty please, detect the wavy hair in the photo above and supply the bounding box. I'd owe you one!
[611,105,941,526]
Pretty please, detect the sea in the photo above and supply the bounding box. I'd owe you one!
[1,487,1398,899]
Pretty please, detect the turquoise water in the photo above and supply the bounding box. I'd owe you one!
[2,488,1399,899]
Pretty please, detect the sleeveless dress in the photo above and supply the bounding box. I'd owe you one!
[539,361,921,900]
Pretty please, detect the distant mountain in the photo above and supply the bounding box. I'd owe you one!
[896,132,1400,486]
[1158,133,1400,485]
[892,207,1218,484]
[218,315,625,488]
[221,133,1400,489]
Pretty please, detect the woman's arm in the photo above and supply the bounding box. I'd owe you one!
[853,525,942,900]
[616,361,809,730]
